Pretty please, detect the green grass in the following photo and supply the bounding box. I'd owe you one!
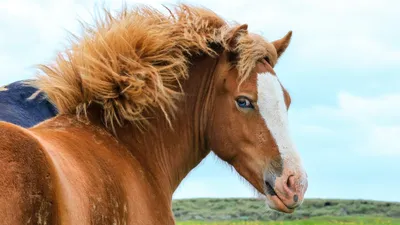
[173,198,400,221]
[177,216,400,225]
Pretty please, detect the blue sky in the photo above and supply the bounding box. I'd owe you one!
[1,0,399,202]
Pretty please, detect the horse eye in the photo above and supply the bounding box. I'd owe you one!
[236,96,254,109]
[264,56,271,65]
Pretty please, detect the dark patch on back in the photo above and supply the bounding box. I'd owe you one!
[0,80,58,127]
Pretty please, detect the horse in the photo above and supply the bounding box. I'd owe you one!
[0,80,57,127]
[0,4,308,225]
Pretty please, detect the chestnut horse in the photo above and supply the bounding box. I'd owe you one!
[0,4,307,225]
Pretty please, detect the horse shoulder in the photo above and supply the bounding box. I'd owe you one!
[0,121,56,225]
[30,119,174,225]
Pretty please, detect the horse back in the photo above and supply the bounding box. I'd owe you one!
[0,121,56,225]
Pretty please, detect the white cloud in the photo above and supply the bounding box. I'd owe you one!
[299,125,334,135]
[337,92,400,156]
[0,54,33,84]
[0,0,173,85]
[226,0,400,69]
[0,0,398,85]
[296,92,400,156]
[297,37,400,68]
[0,0,84,84]
[365,125,400,156]
[336,92,400,123]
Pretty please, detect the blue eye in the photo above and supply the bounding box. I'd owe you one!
[236,97,254,109]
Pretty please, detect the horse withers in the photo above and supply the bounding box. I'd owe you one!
[0,4,308,224]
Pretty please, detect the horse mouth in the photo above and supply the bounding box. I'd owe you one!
[264,181,295,213]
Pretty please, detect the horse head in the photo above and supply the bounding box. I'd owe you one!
[207,26,307,212]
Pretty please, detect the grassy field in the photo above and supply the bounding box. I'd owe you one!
[173,198,400,221]
[177,216,400,225]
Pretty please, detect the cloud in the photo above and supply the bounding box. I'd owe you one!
[0,0,173,85]
[299,125,334,135]
[296,37,400,69]
[0,0,399,85]
[133,0,400,73]
[227,0,400,70]
[336,92,400,124]
[336,92,400,156]
[294,91,400,156]
[364,125,400,156]
[0,0,85,84]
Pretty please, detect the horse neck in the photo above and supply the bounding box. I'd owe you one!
[114,54,220,198]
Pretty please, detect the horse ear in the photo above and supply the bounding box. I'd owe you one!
[272,31,292,58]
[227,24,248,49]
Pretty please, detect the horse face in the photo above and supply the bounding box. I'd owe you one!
[208,32,308,213]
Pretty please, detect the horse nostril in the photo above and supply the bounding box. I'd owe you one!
[286,175,296,193]
[293,194,298,203]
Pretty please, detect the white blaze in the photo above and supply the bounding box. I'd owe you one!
[257,72,302,174]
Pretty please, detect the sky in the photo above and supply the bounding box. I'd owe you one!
[0,0,399,202]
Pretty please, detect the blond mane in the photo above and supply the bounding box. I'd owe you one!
[32,4,272,130]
